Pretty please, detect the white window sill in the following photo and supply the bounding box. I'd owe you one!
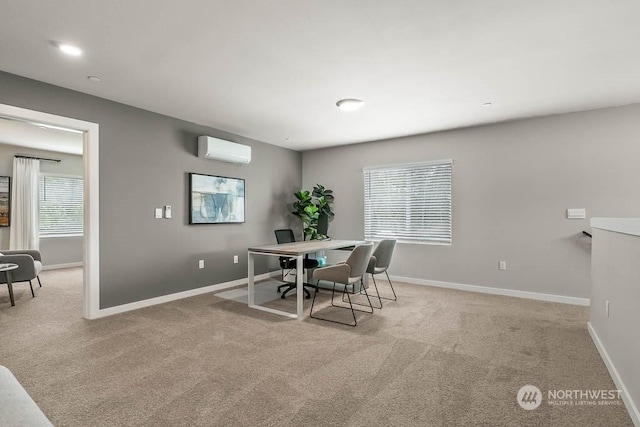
[367,238,452,246]
[39,234,84,239]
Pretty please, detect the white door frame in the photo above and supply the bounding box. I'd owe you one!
[0,103,100,319]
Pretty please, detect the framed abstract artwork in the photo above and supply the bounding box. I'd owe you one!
[0,176,9,227]
[189,173,245,224]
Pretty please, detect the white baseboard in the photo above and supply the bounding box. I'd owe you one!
[588,322,640,426]
[389,275,590,306]
[94,271,280,319]
[43,262,84,271]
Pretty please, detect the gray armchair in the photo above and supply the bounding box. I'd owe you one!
[364,239,397,304]
[310,243,375,326]
[0,250,43,303]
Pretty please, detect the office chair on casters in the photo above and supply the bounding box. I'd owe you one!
[274,229,319,299]
[310,243,374,326]
[359,239,397,306]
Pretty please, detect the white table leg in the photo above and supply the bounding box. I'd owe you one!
[296,255,303,320]
[247,251,297,319]
[248,252,255,306]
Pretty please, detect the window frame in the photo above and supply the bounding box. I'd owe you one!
[363,159,453,245]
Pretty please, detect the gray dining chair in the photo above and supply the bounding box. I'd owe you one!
[310,243,374,326]
[362,239,397,305]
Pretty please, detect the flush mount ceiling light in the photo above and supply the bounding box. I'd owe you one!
[58,43,82,56]
[87,76,101,82]
[336,98,364,112]
[482,102,493,107]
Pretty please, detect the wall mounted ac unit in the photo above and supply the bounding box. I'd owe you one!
[197,136,251,164]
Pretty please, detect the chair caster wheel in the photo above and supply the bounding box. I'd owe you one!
[305,295,310,299]
[281,294,286,299]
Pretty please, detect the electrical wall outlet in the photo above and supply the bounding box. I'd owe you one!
[499,261,507,271]
[198,259,205,269]
[155,208,163,219]
[165,205,172,219]
[233,255,239,264]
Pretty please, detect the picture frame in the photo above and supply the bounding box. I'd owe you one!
[0,176,10,227]
[189,173,245,224]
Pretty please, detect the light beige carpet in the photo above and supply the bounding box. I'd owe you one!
[0,268,632,426]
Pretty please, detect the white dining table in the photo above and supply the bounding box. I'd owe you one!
[247,239,365,319]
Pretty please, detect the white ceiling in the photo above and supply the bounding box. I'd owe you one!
[0,1,639,151]
[0,117,83,155]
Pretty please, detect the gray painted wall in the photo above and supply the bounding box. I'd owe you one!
[40,236,83,267]
[0,142,83,265]
[302,104,640,299]
[0,71,301,308]
[590,227,640,418]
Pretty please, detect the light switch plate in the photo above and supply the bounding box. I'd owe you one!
[567,208,586,219]
[165,205,172,219]
[155,208,163,219]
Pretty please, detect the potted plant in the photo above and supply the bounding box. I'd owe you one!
[312,184,334,237]
[292,184,334,240]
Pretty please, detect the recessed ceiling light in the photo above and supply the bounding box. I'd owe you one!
[336,98,364,112]
[58,44,82,56]
[482,102,493,107]
[87,76,101,82]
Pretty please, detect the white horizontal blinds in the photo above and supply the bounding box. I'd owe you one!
[364,160,452,244]
[39,175,84,236]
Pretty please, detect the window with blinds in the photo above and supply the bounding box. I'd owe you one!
[364,160,452,244]
[39,175,84,236]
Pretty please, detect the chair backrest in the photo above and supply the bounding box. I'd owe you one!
[346,243,374,279]
[274,229,296,244]
[371,239,397,271]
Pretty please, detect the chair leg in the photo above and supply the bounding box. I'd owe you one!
[369,275,383,308]
[340,283,357,303]
[277,268,296,293]
[37,276,42,287]
[330,282,338,307]
[310,281,320,317]
[357,278,374,314]
[362,271,397,301]
[279,267,313,299]
[310,282,358,327]
[29,280,35,298]
[281,283,312,299]
[342,285,358,326]
[281,284,295,299]
[277,283,289,293]
[382,271,397,301]
[351,275,383,309]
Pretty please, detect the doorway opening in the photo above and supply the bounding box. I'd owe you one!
[0,103,99,319]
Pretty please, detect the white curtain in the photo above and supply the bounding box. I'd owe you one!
[9,157,40,250]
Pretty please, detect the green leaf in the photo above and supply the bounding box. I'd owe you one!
[292,184,335,236]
